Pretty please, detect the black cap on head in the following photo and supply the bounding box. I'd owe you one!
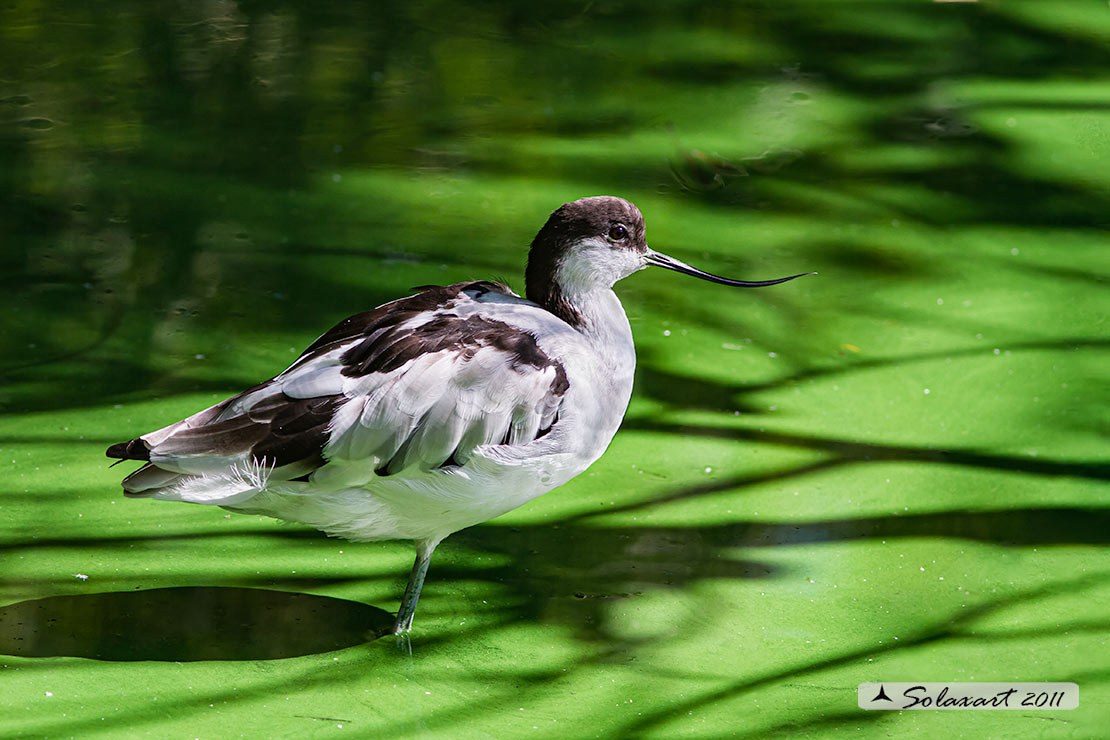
[530,197,646,256]
[526,196,646,326]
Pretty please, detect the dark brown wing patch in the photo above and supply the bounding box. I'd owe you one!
[250,395,346,467]
[341,313,565,380]
[106,279,566,488]
[294,282,508,362]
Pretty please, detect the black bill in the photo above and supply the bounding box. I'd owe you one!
[646,250,814,287]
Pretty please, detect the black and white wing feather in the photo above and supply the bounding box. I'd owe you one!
[107,281,570,499]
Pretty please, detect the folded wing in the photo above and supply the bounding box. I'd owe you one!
[107,282,570,499]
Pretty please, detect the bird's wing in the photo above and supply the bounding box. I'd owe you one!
[108,281,571,492]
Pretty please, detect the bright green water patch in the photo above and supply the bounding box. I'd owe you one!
[2,1,1107,738]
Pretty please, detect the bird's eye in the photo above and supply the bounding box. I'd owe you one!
[608,224,628,241]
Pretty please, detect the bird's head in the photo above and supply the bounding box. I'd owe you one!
[525,195,812,325]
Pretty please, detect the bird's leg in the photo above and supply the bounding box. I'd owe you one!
[394,538,439,634]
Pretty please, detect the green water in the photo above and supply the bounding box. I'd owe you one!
[2,2,1107,738]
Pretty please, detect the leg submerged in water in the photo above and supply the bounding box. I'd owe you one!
[394,538,440,634]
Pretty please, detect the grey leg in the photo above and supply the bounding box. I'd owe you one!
[394,538,439,634]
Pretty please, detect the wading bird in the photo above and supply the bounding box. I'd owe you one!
[107,196,810,634]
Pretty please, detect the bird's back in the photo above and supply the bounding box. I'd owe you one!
[107,280,625,539]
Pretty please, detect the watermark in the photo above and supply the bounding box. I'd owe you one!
[858,683,1078,710]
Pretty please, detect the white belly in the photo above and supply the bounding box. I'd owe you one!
[225,427,590,543]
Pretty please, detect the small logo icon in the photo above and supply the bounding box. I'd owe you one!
[871,685,892,702]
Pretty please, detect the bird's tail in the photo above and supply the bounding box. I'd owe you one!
[106,437,176,497]
[118,463,187,498]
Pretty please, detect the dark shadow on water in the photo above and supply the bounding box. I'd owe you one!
[636,337,1110,415]
[0,587,392,661]
[446,524,778,643]
[1,511,1104,735]
[627,420,1110,481]
[4,503,1106,647]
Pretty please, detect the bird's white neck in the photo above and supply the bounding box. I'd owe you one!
[562,286,636,378]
